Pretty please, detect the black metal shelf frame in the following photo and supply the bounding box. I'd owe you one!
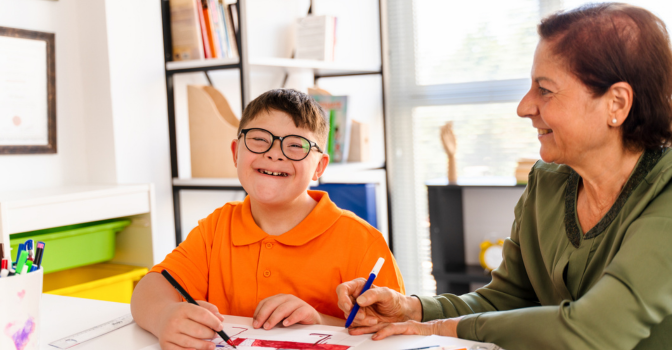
[160,0,393,250]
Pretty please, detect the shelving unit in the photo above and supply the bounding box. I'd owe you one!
[0,185,156,270]
[427,182,526,294]
[160,0,391,245]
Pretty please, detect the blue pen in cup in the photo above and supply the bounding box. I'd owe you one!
[345,257,385,328]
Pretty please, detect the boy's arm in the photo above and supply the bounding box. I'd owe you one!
[131,272,225,350]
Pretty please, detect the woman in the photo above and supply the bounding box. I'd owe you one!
[336,3,672,349]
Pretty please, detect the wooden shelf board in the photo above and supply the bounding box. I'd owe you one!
[318,161,386,184]
[166,57,240,71]
[173,177,243,188]
[249,57,381,76]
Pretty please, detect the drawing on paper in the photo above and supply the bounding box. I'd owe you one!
[208,324,366,350]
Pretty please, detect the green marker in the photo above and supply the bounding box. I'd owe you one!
[15,250,28,275]
[24,260,33,274]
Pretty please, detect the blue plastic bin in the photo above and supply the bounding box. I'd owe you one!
[311,183,377,228]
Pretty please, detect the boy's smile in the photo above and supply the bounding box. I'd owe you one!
[231,109,329,207]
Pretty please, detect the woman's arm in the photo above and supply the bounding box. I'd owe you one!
[455,216,672,350]
[373,216,672,350]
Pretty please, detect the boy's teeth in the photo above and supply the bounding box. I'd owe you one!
[261,169,287,177]
[538,128,552,135]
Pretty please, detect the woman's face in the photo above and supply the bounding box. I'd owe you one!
[517,39,613,165]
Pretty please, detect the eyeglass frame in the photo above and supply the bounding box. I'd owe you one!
[238,128,324,161]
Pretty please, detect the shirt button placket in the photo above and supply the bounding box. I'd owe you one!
[261,241,274,282]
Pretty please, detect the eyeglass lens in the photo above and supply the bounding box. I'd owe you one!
[245,129,312,160]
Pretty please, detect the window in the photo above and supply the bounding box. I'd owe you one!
[386,0,672,295]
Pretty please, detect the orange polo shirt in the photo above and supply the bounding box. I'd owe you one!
[150,191,405,319]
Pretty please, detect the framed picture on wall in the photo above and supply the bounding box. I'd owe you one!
[0,26,56,154]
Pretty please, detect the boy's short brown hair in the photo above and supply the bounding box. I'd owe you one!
[238,89,329,149]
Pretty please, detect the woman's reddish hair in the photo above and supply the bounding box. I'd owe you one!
[539,3,672,150]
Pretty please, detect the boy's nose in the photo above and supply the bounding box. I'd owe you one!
[265,139,285,160]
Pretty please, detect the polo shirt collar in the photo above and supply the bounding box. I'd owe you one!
[231,191,342,247]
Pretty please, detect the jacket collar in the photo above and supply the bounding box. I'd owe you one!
[231,191,342,247]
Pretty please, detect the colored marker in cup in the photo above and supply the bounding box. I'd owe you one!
[15,251,28,275]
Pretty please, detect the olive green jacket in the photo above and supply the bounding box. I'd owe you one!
[419,148,672,350]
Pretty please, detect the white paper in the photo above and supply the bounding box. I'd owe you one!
[137,316,498,350]
[0,35,48,145]
[208,318,368,349]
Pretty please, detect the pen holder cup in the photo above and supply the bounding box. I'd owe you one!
[0,268,43,350]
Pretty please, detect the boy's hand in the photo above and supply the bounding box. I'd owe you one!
[253,294,321,329]
[155,300,225,350]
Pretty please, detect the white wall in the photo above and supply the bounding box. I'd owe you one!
[462,187,525,265]
[102,0,175,262]
[0,0,89,191]
[0,0,176,263]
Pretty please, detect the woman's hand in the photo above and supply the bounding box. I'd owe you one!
[155,300,225,350]
[253,294,341,330]
[336,278,423,330]
[358,317,463,341]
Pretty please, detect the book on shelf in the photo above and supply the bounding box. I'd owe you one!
[168,0,204,61]
[223,1,239,57]
[208,0,226,58]
[295,15,337,61]
[195,0,212,59]
[169,0,239,61]
[311,95,350,163]
[200,0,218,58]
[228,3,239,37]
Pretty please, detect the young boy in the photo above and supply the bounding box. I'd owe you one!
[131,89,405,350]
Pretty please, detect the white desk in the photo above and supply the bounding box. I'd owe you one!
[40,294,156,350]
[41,295,496,350]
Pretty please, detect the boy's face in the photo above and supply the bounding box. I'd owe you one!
[231,109,329,206]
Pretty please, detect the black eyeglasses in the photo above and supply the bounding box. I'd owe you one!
[238,128,324,161]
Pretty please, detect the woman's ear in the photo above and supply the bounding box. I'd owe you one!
[607,82,634,127]
[231,139,239,167]
[312,153,330,181]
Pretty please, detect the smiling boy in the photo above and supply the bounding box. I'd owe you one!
[131,89,405,350]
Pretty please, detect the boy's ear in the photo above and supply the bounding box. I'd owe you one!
[312,153,330,181]
[231,139,239,167]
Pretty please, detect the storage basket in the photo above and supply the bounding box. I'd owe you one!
[9,219,131,274]
[43,263,148,303]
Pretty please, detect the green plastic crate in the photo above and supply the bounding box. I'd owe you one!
[9,219,131,274]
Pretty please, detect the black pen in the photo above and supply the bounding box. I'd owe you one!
[161,269,237,349]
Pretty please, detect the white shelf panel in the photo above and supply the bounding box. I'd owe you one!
[173,177,243,187]
[249,57,381,75]
[173,176,329,188]
[0,185,152,236]
[166,57,240,71]
[321,161,385,177]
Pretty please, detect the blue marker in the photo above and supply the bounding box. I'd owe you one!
[15,243,25,267]
[345,257,385,328]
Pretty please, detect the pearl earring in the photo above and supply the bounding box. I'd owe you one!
[612,118,618,124]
